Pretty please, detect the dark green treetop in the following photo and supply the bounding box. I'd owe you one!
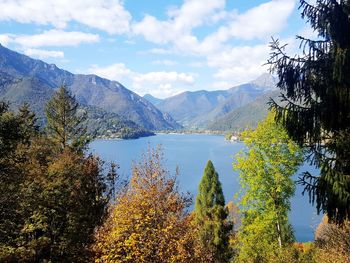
[45,86,89,152]
[195,160,231,262]
[268,0,350,223]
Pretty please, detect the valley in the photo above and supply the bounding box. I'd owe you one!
[0,44,279,138]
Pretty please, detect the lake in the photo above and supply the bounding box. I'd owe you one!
[90,133,322,242]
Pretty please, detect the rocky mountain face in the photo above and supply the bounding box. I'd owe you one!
[0,44,181,131]
[155,74,277,128]
[143,94,163,106]
[206,90,280,131]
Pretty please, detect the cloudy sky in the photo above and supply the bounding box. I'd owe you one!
[0,0,314,98]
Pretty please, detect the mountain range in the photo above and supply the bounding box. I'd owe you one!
[0,44,280,134]
[206,90,280,131]
[144,74,278,130]
[0,44,180,131]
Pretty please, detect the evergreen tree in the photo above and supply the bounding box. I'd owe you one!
[0,102,24,259]
[234,112,303,262]
[195,160,231,262]
[268,0,350,223]
[45,86,88,152]
[17,103,39,144]
[0,101,115,261]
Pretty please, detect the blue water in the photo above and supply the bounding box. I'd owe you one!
[89,133,322,242]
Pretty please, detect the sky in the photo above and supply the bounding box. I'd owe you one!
[0,0,317,98]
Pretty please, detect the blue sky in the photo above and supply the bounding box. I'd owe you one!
[0,0,315,98]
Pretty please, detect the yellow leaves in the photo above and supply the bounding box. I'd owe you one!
[234,111,303,262]
[92,147,196,263]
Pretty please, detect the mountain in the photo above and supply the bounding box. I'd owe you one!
[156,75,277,128]
[82,106,155,139]
[206,90,280,131]
[156,90,228,126]
[0,70,154,138]
[251,73,278,89]
[0,71,54,119]
[143,94,163,106]
[0,44,181,131]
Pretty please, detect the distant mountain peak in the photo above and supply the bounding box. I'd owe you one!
[250,73,277,90]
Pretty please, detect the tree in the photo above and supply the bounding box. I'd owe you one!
[45,86,88,152]
[0,101,115,262]
[194,160,232,262]
[0,102,26,259]
[4,138,114,262]
[268,0,350,223]
[17,103,39,144]
[234,112,303,262]
[313,216,350,263]
[93,147,197,263]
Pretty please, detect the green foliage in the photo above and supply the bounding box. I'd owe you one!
[0,99,117,262]
[45,86,89,152]
[83,106,155,139]
[268,0,350,223]
[195,160,232,262]
[0,102,28,258]
[208,91,280,132]
[225,134,233,141]
[234,112,303,262]
[16,146,110,262]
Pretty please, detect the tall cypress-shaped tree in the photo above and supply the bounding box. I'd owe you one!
[268,0,350,223]
[45,86,88,152]
[195,160,231,262]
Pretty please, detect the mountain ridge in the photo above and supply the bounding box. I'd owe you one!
[0,44,181,131]
[155,74,277,128]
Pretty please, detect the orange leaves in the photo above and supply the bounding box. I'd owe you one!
[92,147,198,263]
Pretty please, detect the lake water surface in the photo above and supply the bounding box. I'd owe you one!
[90,133,322,242]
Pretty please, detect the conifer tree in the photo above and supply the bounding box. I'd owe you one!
[195,160,231,262]
[17,103,39,144]
[268,0,350,223]
[45,86,88,152]
[0,102,24,258]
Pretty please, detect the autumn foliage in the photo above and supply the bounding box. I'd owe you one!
[93,147,200,263]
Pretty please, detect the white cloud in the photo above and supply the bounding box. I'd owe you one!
[0,34,11,46]
[208,44,270,86]
[88,63,196,98]
[152,60,177,66]
[0,0,131,34]
[212,81,233,90]
[208,44,269,69]
[133,71,195,86]
[133,0,225,42]
[168,0,225,31]
[297,26,319,40]
[133,0,295,57]
[147,48,174,55]
[225,0,295,40]
[88,63,132,83]
[132,71,195,98]
[199,0,295,53]
[189,61,205,68]
[14,30,99,47]
[133,0,225,52]
[23,48,64,59]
